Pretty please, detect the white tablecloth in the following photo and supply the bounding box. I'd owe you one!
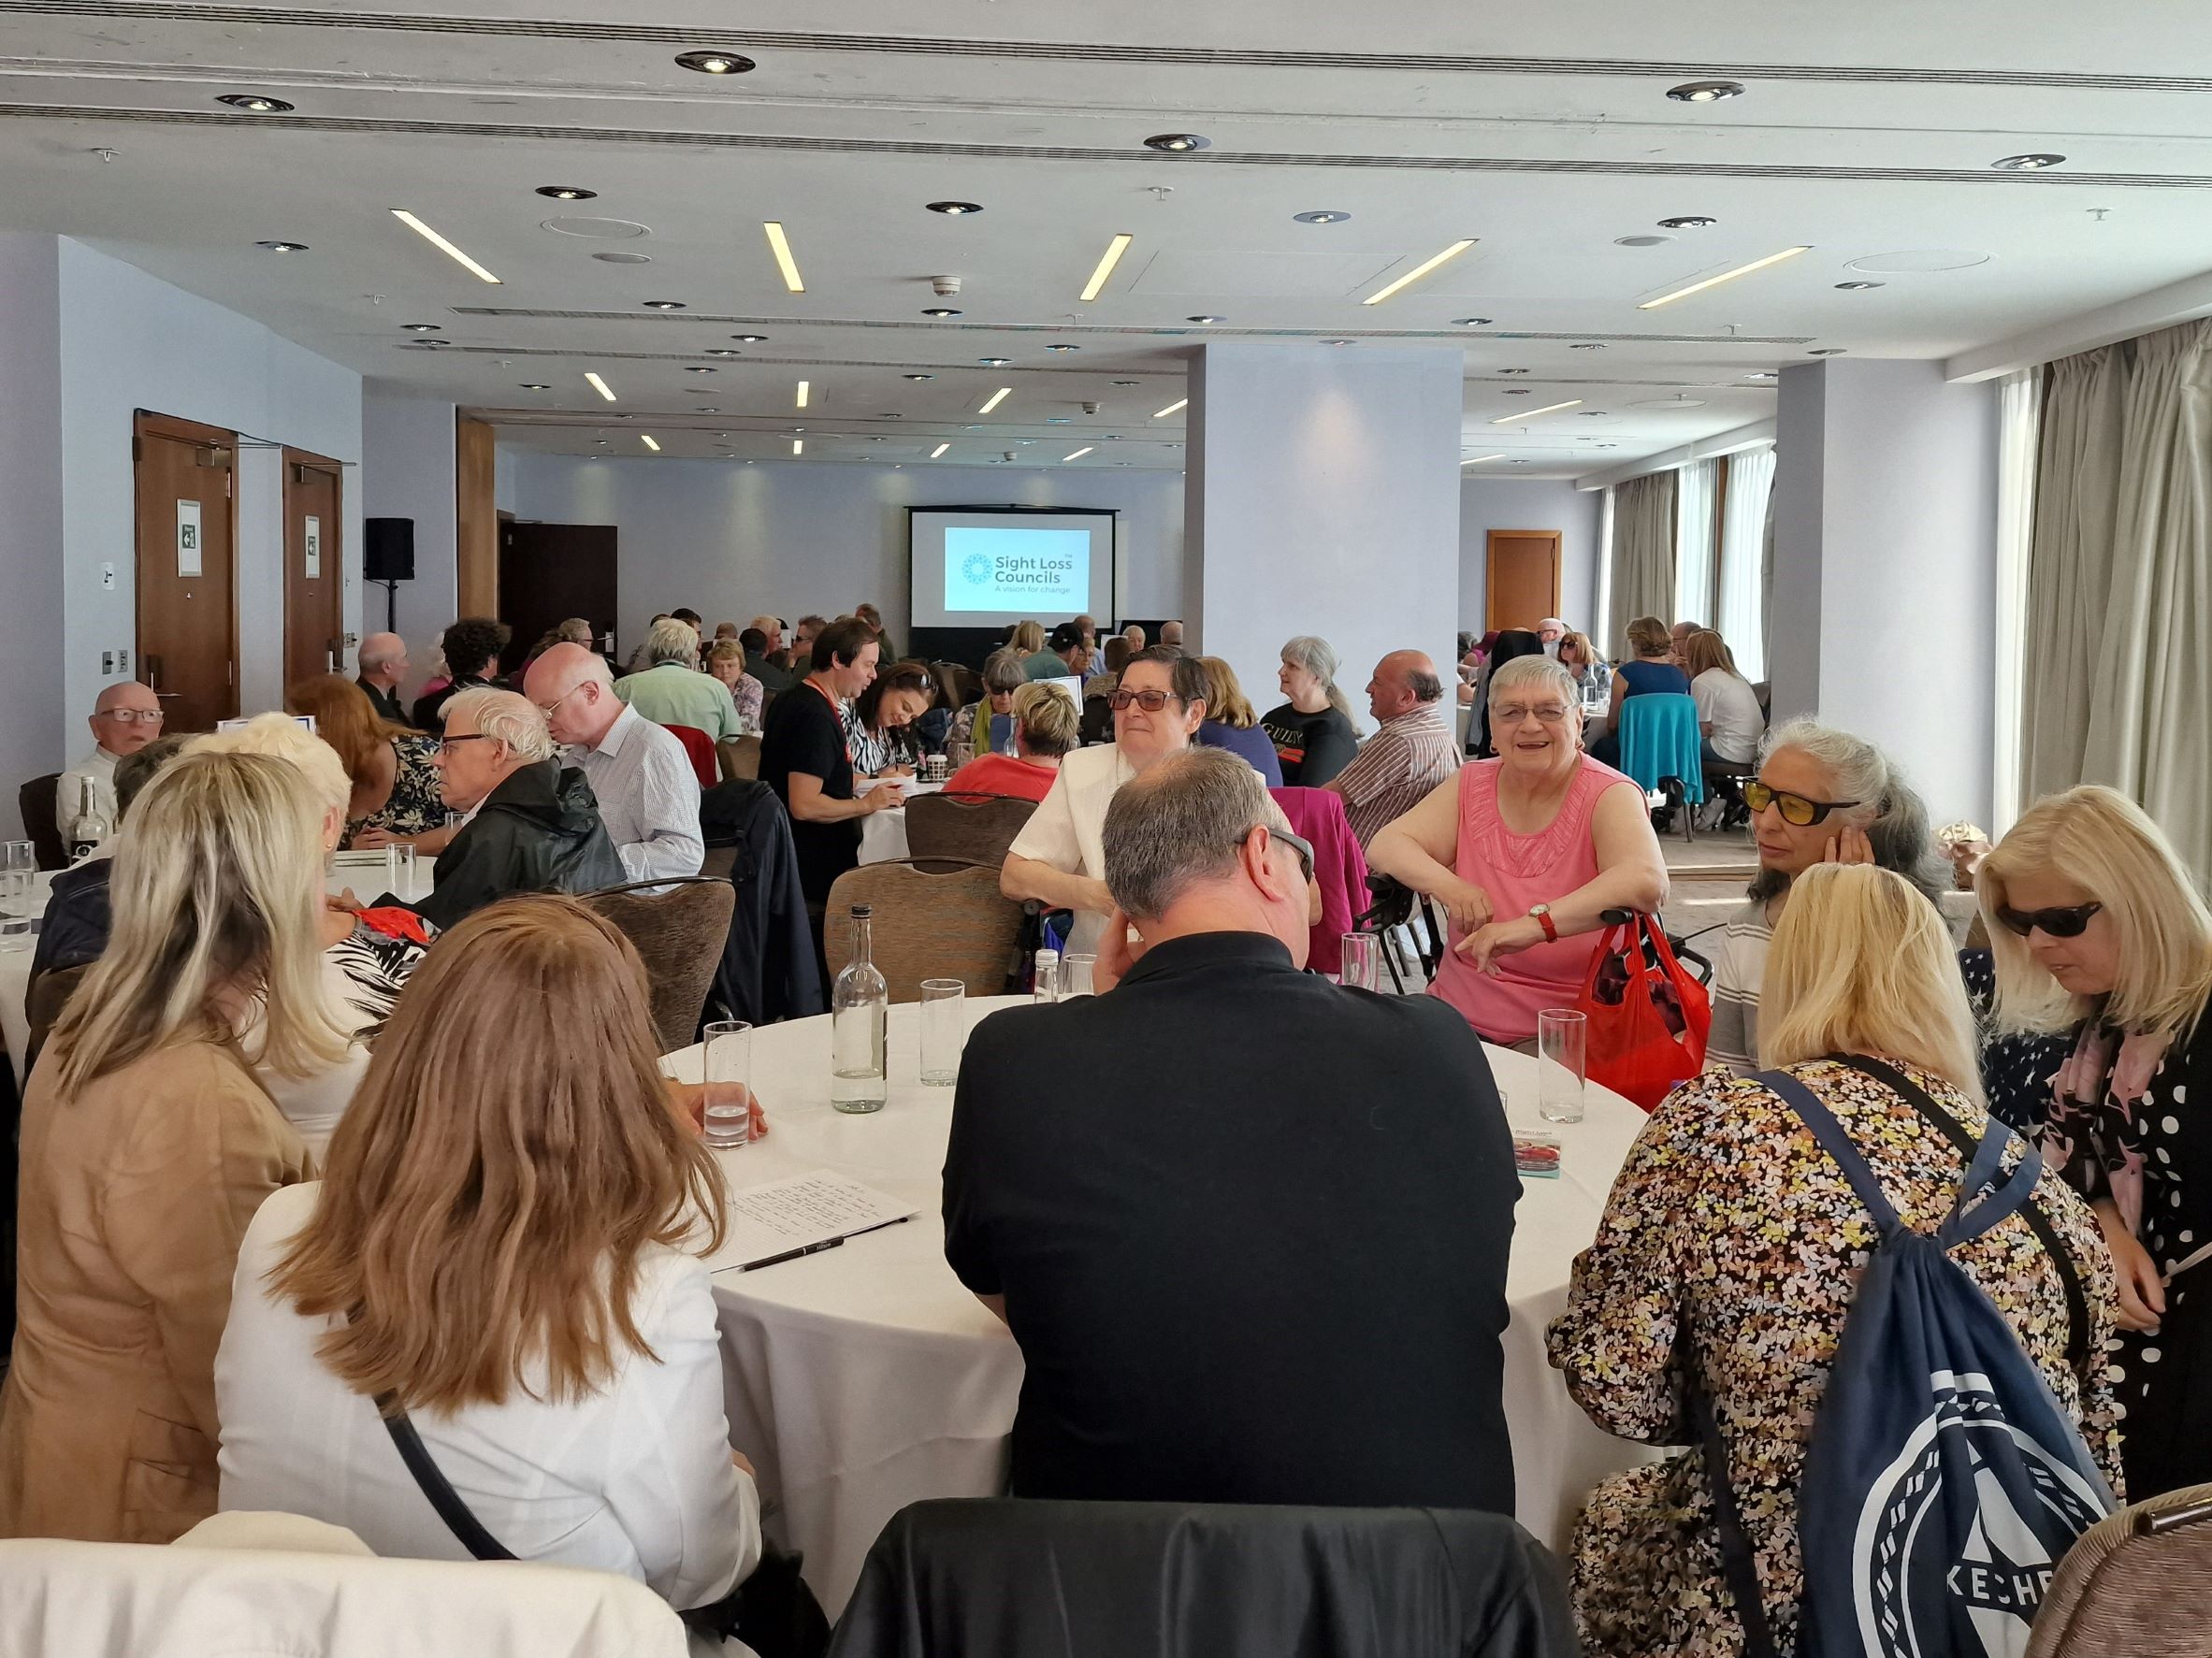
[855,779,942,867]
[666,995,1653,1616]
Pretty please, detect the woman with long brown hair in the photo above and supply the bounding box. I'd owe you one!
[286,673,449,851]
[216,897,760,1608]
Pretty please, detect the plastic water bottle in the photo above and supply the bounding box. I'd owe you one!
[830,904,889,1113]
[1033,947,1060,1003]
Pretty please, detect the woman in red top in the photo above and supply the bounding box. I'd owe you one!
[945,681,1078,804]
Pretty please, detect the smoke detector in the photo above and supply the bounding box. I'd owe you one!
[932,275,962,297]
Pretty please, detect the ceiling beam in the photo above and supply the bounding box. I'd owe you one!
[1945,264,2212,382]
[1571,417,1774,491]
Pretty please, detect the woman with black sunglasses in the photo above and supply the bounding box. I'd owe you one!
[1704,718,1945,1075]
[1980,784,2212,1500]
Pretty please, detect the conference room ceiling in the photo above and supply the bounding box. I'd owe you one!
[2,0,2209,478]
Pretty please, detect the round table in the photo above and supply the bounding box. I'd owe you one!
[855,779,942,867]
[666,995,1655,1617]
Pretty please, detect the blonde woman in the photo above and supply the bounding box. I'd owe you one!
[1550,864,2120,1655]
[704,638,764,731]
[1587,614,1689,768]
[216,898,760,1611]
[0,752,333,1542]
[1680,628,1764,768]
[1191,656,1284,786]
[1009,619,1047,658]
[1982,784,2212,1498]
[946,681,1078,803]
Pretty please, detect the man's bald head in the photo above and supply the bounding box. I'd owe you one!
[522,642,620,749]
[1366,650,1442,723]
[91,679,165,757]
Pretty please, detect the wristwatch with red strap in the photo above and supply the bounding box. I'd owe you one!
[1528,903,1558,944]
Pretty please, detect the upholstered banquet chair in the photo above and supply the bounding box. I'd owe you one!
[902,792,1036,872]
[716,733,762,784]
[580,876,736,1051]
[823,859,1023,1001]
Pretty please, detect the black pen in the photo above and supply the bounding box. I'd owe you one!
[739,1236,846,1273]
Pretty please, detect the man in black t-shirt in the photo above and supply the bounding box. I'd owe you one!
[944,747,1520,1513]
[759,616,904,909]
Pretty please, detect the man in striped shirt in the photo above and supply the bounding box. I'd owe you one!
[1329,651,1463,847]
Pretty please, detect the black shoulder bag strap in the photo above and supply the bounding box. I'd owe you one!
[1838,1054,2091,1376]
[1681,1341,1784,1658]
[376,1397,515,1562]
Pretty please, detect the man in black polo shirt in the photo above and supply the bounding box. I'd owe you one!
[943,746,1520,1513]
[759,615,904,915]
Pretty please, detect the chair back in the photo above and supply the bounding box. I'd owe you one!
[18,774,65,872]
[578,877,736,1051]
[24,963,90,1076]
[1614,692,1706,804]
[829,1498,1574,1658]
[903,791,1037,871]
[717,733,762,782]
[2026,1482,2212,1658]
[823,860,1023,1001]
[658,723,719,789]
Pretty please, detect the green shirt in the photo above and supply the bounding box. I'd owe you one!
[1023,649,1074,681]
[614,661,743,741]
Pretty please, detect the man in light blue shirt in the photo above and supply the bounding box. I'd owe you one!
[614,617,743,740]
[526,642,702,886]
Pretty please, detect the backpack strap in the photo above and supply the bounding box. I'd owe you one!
[1680,1340,1783,1658]
[1755,1069,1904,1238]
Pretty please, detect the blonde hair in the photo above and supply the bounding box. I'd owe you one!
[1557,629,1597,670]
[1010,620,1046,656]
[1011,681,1079,757]
[1980,785,2212,1038]
[1193,656,1258,728]
[1682,628,1742,680]
[189,710,352,818]
[270,898,730,1413]
[705,638,747,676]
[47,751,353,1096]
[1759,863,1984,1104]
[286,674,410,783]
[1624,615,1671,659]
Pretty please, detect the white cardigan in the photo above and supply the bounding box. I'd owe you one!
[216,1183,759,1609]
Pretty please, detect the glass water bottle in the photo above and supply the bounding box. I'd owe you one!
[68,776,110,863]
[831,904,889,1113]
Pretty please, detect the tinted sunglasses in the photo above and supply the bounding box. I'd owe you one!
[1742,779,1861,827]
[1108,688,1178,712]
[1996,901,2103,939]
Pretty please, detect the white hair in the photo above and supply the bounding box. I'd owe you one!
[1487,654,1577,706]
[446,688,554,762]
[647,616,701,667]
[1279,634,1353,721]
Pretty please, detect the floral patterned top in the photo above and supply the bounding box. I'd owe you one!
[1547,1056,2122,1657]
[341,735,444,847]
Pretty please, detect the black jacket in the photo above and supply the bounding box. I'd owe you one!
[356,676,409,728]
[412,760,624,932]
[701,779,823,1024]
[29,856,111,983]
[411,673,500,736]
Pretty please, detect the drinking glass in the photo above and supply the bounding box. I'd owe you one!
[1537,1008,1588,1124]
[701,1020,754,1147]
[0,841,35,951]
[1338,932,1381,991]
[1060,954,1096,998]
[384,843,418,901]
[918,979,966,1085]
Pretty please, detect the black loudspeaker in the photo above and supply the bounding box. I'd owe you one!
[364,517,416,583]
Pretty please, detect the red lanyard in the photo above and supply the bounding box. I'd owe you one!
[809,677,856,764]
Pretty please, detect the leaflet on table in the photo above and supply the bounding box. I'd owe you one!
[705,1169,918,1274]
[853,777,944,797]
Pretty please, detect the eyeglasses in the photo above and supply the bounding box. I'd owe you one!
[1108,688,1179,713]
[1997,901,2103,939]
[1241,824,1314,882]
[97,709,164,725]
[436,733,496,750]
[533,682,588,716]
[1492,703,1571,725]
[1742,779,1861,827]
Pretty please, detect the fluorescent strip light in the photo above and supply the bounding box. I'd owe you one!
[930,442,951,458]
[1063,446,1094,461]
[389,209,502,284]
[1079,233,1134,303]
[763,222,804,294]
[1153,398,1188,418]
[978,386,1012,414]
[640,435,660,452]
[1361,238,1475,306]
[1461,453,1506,465]
[1490,398,1582,425]
[585,372,617,401]
[1638,245,1812,310]
[795,380,810,409]
[792,439,803,455]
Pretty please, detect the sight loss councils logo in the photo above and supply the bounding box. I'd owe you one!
[961,553,993,584]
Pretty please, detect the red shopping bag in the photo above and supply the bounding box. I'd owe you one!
[1574,913,1711,1111]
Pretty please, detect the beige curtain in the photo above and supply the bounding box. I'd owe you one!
[1606,469,1676,658]
[2023,319,2212,873]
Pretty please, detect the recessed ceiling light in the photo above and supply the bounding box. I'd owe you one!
[732,334,767,343]
[695,407,719,413]
[518,382,550,390]
[402,322,441,332]
[1293,209,1352,224]
[585,372,616,401]
[675,50,755,75]
[1639,245,1811,310]
[1452,317,1493,327]
[880,412,904,419]
[1143,133,1210,152]
[1185,316,1223,324]
[1499,368,1531,375]
[1080,233,1135,302]
[1667,80,1745,103]
[389,209,501,283]
[1112,380,1139,386]
[591,251,652,265]
[1322,338,1356,346]
[922,308,962,319]
[535,185,597,201]
[256,240,310,253]
[1491,398,1582,423]
[978,386,1012,413]
[1047,342,1082,352]
[1363,238,1477,305]
[640,435,660,452]
[643,299,686,310]
[705,348,741,357]
[1063,446,1094,461]
[1991,152,2065,170]
[977,356,1010,366]
[1747,370,1779,380]
[218,94,293,113]
[1658,215,1718,229]
[1576,410,1610,416]
[930,442,951,458]
[1615,235,1674,248]
[406,339,452,347]
[1808,347,1846,355]
[1570,342,1607,351]
[1153,398,1188,418]
[926,201,983,215]
[762,222,804,293]
[1835,281,1885,291]
[684,365,716,373]
[1461,454,1505,466]
[796,381,810,409]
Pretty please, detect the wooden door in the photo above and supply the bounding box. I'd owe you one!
[283,449,345,689]
[134,411,238,732]
[498,522,618,672]
[1484,529,1563,633]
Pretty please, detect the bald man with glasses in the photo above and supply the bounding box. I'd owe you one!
[57,682,166,830]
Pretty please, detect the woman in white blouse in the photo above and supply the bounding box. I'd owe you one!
[217,896,759,1612]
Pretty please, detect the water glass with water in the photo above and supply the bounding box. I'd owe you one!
[918,979,966,1085]
[383,843,418,902]
[701,1020,754,1146]
[0,841,35,951]
[1338,932,1381,991]
[1060,954,1096,998]
[1537,1008,1588,1124]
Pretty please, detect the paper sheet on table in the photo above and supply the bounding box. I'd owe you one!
[706,1169,918,1274]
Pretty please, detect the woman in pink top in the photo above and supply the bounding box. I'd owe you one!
[1368,655,1668,1047]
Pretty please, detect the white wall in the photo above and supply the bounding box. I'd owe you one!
[501,450,1186,658]
[1458,477,1603,637]
[0,236,67,836]
[361,392,458,701]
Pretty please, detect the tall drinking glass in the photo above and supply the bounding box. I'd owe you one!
[1338,932,1381,991]
[384,843,418,902]
[918,979,966,1086]
[0,841,35,951]
[701,1020,753,1147]
[1060,954,1096,998]
[1537,1008,1588,1124]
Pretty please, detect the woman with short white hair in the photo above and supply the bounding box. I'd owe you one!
[1982,784,2212,1498]
[1261,635,1359,786]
